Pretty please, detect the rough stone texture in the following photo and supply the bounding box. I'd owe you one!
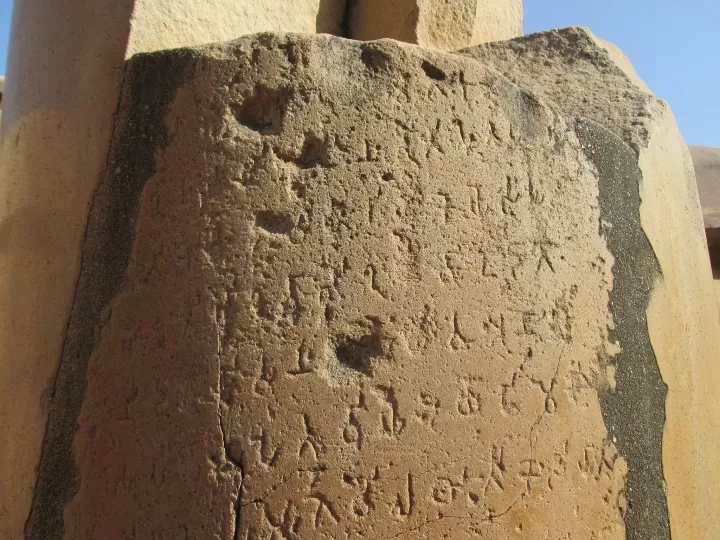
[0,2,344,537]
[348,0,522,50]
[29,34,640,539]
[459,27,720,540]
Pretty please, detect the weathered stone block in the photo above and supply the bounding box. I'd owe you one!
[26,32,688,539]
[348,0,522,50]
[459,27,720,540]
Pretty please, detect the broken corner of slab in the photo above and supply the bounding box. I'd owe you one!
[459,25,720,540]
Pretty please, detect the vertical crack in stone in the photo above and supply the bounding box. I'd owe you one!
[217,351,243,540]
[233,462,245,540]
[217,394,244,540]
[24,48,198,540]
[576,119,670,540]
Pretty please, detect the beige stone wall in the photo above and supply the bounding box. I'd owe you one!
[348,0,522,50]
[0,1,345,538]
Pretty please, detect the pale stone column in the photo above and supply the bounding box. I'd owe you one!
[459,27,720,539]
[348,0,523,50]
[0,1,345,537]
[0,4,135,537]
[31,33,661,539]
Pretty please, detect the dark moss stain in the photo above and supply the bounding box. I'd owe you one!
[25,48,198,540]
[576,119,670,540]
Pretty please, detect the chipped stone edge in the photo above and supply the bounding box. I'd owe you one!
[24,48,199,540]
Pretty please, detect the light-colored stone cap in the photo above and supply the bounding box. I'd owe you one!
[128,0,347,54]
[348,0,522,50]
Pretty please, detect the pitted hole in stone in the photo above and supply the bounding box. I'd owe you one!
[421,61,447,82]
[360,45,392,73]
[255,210,294,235]
[332,332,383,378]
[231,85,286,134]
[296,133,330,169]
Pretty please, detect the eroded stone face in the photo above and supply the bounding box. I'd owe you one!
[33,35,627,538]
[348,0,523,50]
[459,27,720,540]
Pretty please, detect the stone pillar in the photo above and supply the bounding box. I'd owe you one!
[459,27,720,540]
[348,0,523,50]
[30,33,672,539]
[0,2,345,537]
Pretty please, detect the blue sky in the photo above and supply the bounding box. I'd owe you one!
[0,0,718,146]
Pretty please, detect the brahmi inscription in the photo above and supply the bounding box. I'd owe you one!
[38,35,627,539]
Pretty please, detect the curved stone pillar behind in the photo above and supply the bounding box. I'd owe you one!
[30,34,649,539]
[348,0,523,50]
[0,2,345,537]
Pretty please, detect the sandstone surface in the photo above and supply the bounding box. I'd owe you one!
[348,0,522,50]
[28,34,642,539]
[0,2,345,537]
[128,0,346,53]
[459,27,720,540]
